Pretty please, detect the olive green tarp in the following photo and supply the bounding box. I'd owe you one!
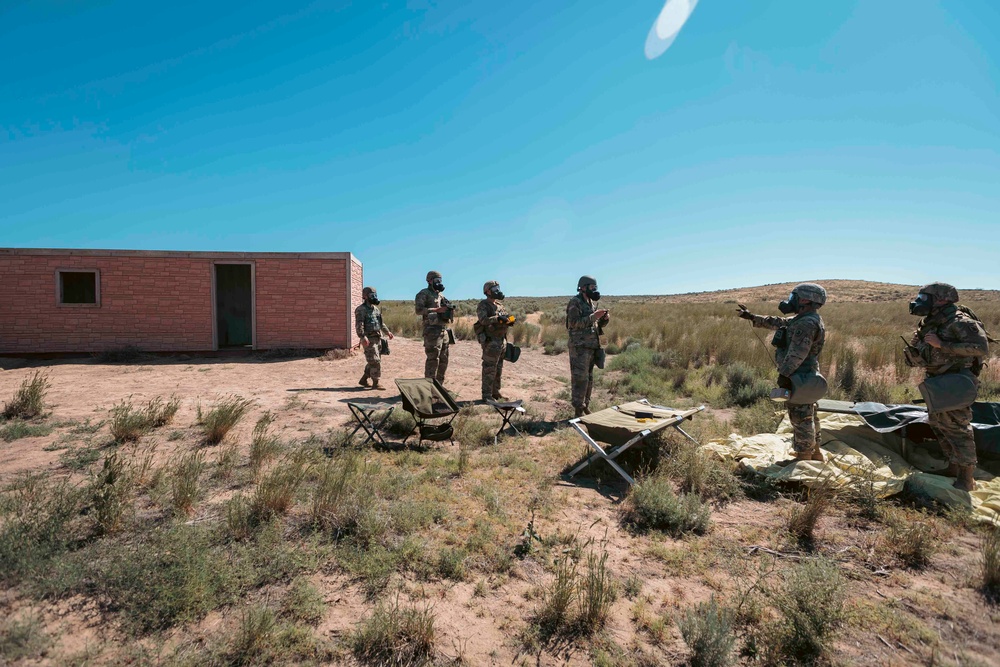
[704,412,1000,525]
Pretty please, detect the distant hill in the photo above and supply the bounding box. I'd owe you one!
[633,280,1000,304]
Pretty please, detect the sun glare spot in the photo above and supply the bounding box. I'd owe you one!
[645,0,700,60]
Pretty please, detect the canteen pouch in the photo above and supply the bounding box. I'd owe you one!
[447,328,456,345]
[380,338,390,355]
[918,370,977,413]
[594,348,607,370]
[504,344,521,363]
[787,371,828,405]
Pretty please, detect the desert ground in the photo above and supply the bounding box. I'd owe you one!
[2,295,999,666]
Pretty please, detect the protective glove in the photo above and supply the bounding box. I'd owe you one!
[737,304,754,320]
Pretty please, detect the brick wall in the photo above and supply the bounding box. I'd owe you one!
[0,250,358,354]
[349,256,364,348]
[256,257,354,350]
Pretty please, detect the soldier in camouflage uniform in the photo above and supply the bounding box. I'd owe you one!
[738,283,827,462]
[904,282,989,492]
[476,280,513,401]
[566,276,609,418]
[355,286,393,390]
[414,270,451,384]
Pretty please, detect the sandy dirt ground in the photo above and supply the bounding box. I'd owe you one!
[2,339,999,666]
[0,338,569,480]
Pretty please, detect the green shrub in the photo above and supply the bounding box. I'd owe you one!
[200,395,254,445]
[0,475,83,585]
[543,339,567,355]
[622,477,711,536]
[91,452,136,535]
[579,547,616,634]
[282,577,326,625]
[310,452,382,543]
[109,395,180,443]
[454,410,495,449]
[171,451,206,517]
[765,559,846,665]
[249,450,311,524]
[0,611,51,663]
[2,371,49,420]
[662,439,743,502]
[231,604,277,665]
[787,486,833,544]
[733,400,782,435]
[724,363,771,408]
[885,515,938,569]
[678,596,736,667]
[0,421,52,442]
[350,597,435,667]
[435,547,467,581]
[249,412,282,477]
[534,555,578,635]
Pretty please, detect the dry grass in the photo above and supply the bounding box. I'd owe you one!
[350,597,436,667]
[199,395,254,445]
[2,371,49,421]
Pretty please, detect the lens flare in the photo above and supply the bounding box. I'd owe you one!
[644,0,700,59]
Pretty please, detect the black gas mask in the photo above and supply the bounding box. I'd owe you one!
[778,292,799,315]
[584,286,601,301]
[431,280,445,293]
[909,292,932,317]
[488,286,505,300]
[367,293,380,305]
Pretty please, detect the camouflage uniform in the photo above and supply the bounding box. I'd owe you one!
[476,295,510,400]
[415,282,449,383]
[750,310,826,454]
[566,294,602,412]
[354,299,391,385]
[907,296,988,468]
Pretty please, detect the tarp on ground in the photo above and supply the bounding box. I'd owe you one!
[704,412,1000,525]
[816,399,1000,459]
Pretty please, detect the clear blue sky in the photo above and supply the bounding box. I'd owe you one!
[2,0,998,299]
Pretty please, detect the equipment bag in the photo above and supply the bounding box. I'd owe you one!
[380,338,390,355]
[787,371,829,405]
[918,370,978,413]
[504,344,521,363]
[595,348,607,370]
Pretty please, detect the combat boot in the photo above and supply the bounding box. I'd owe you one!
[574,407,586,419]
[492,392,507,401]
[371,379,385,390]
[953,465,976,492]
[583,406,592,415]
[358,375,370,387]
[809,445,825,462]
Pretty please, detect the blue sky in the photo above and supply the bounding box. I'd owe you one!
[2,0,998,299]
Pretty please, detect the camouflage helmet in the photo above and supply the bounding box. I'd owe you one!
[918,282,959,303]
[426,270,442,283]
[483,280,499,295]
[362,286,376,298]
[577,275,597,289]
[792,283,827,306]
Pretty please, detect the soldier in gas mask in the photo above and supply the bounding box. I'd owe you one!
[475,280,514,401]
[566,276,609,418]
[355,286,393,390]
[737,283,827,462]
[904,283,989,491]
[414,270,452,384]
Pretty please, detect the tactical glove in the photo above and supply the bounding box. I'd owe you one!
[737,304,754,320]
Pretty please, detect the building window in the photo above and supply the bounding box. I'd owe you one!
[57,270,100,306]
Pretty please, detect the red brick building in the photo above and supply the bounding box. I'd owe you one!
[0,249,363,354]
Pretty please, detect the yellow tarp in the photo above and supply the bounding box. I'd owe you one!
[705,412,1000,525]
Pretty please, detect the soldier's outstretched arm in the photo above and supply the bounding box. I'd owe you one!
[776,320,817,376]
[750,314,787,331]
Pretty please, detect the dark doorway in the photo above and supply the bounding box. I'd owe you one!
[215,264,253,348]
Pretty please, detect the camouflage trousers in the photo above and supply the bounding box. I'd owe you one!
[928,406,977,466]
[787,402,821,454]
[568,344,597,410]
[360,335,382,383]
[481,338,506,399]
[423,329,449,383]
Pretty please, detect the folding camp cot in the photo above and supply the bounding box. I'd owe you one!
[394,378,461,447]
[568,399,706,485]
[346,401,395,448]
[485,399,527,443]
